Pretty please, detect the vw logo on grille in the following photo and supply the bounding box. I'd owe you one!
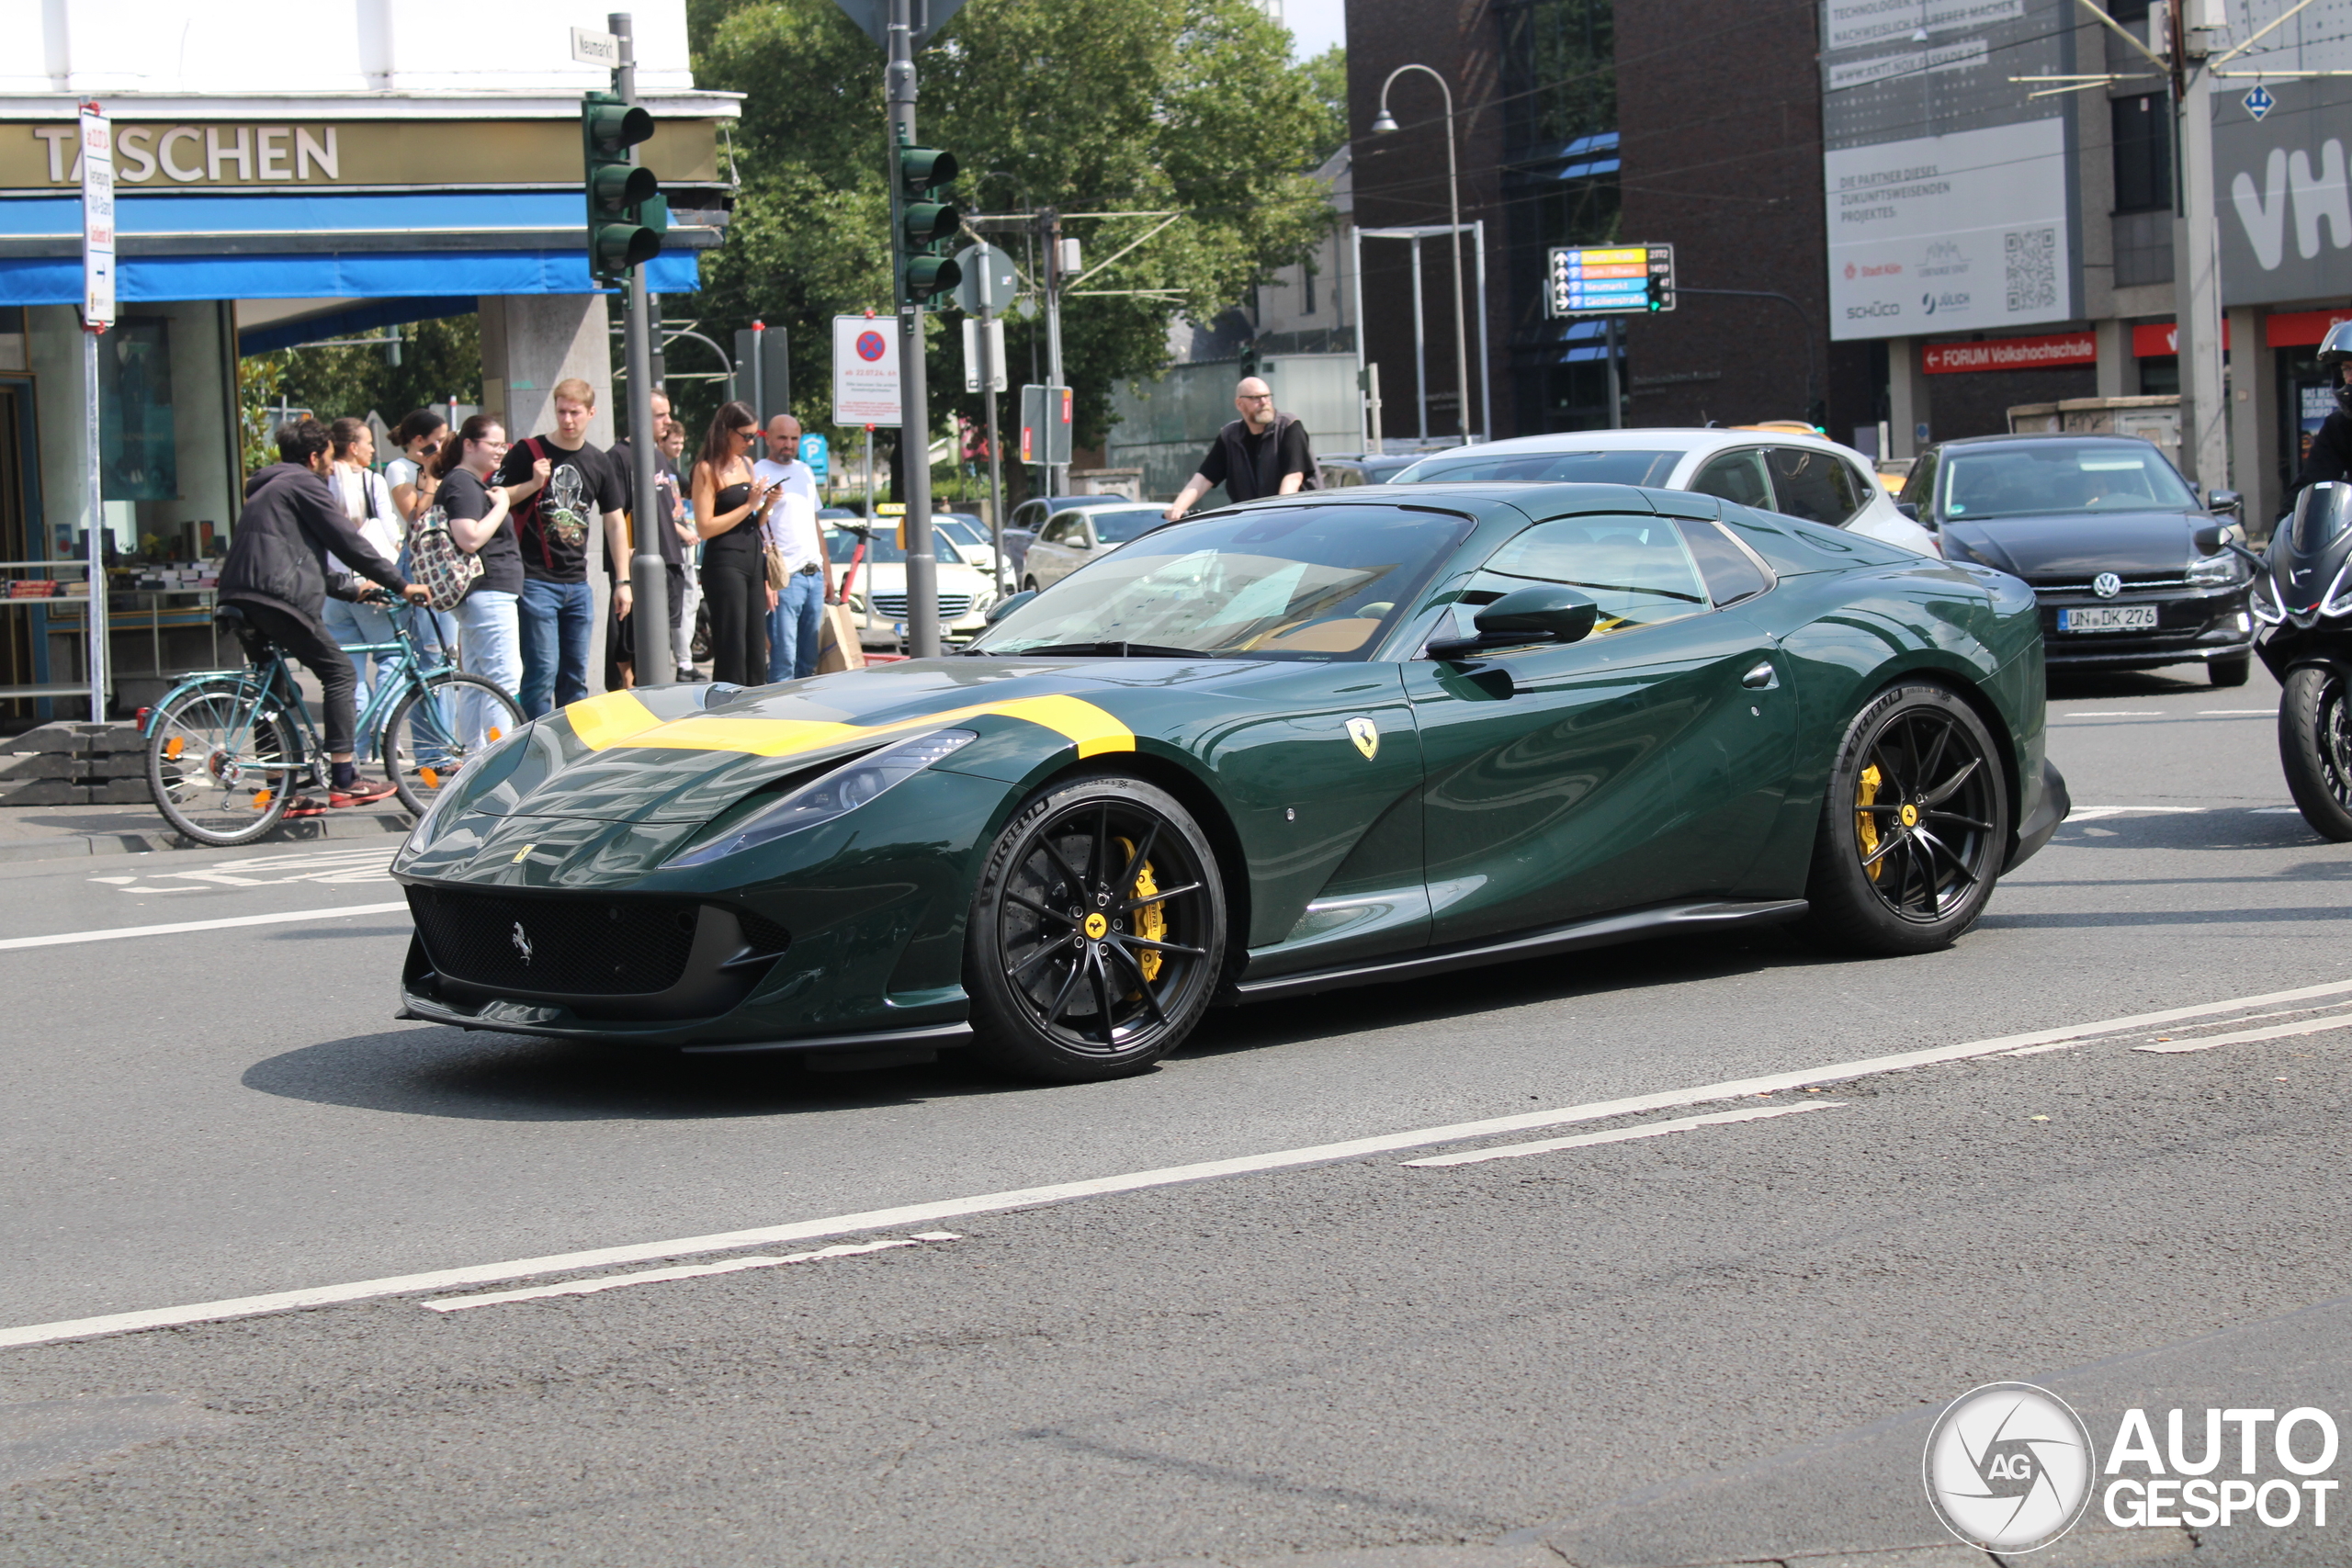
[511,921,533,964]
[2091,571,2123,599]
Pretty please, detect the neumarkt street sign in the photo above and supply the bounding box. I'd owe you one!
[831,0,967,50]
[1546,243,1675,317]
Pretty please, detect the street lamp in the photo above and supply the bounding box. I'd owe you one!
[1372,63,1470,445]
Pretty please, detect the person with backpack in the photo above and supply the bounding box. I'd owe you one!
[1162,377,1318,521]
[492,378,631,717]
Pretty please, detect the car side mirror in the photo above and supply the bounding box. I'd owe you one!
[1427,585,1600,659]
[2208,489,2244,516]
[984,589,1035,625]
[1894,501,1921,522]
[2191,523,2227,555]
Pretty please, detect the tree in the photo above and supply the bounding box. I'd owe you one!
[681,0,1339,491]
[241,314,484,474]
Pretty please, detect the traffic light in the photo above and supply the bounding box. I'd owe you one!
[582,90,665,284]
[1645,273,1668,311]
[897,144,962,306]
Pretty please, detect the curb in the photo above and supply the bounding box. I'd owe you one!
[0,809,413,866]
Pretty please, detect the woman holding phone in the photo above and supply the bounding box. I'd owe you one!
[690,400,776,685]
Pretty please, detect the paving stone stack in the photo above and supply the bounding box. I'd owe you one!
[0,722,150,805]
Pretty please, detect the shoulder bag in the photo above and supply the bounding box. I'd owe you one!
[406,503,483,611]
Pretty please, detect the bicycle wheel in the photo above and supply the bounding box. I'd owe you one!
[146,682,302,847]
[381,672,526,816]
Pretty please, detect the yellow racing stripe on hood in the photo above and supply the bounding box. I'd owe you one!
[560,690,1134,761]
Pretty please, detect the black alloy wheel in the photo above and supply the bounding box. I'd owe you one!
[2278,665,2352,840]
[1802,682,2010,955]
[966,773,1227,1081]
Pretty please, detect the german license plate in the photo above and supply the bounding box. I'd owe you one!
[2058,605,2157,633]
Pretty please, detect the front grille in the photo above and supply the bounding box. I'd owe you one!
[2031,574,2192,593]
[868,593,975,618]
[408,887,701,996]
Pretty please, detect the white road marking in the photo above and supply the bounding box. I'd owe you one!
[2200,709,2275,716]
[421,1234,962,1313]
[10,976,2352,1352]
[0,902,408,953]
[111,845,401,894]
[2061,711,2165,717]
[2133,1016,2352,1054]
[2251,806,2306,814]
[1400,1101,1843,1168]
[2064,806,2210,821]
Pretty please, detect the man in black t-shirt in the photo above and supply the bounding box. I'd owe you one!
[605,390,684,689]
[492,378,631,717]
[1164,377,1317,520]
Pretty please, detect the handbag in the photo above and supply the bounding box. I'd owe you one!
[406,503,483,611]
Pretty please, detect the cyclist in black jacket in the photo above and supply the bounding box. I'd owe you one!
[2287,323,2352,516]
[220,418,429,810]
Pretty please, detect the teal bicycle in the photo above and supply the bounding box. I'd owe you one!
[143,598,526,847]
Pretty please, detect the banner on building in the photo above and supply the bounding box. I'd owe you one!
[1819,0,2075,344]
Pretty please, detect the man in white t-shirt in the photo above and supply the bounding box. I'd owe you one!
[755,413,830,681]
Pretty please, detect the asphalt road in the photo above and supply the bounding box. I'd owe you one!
[1,660,2347,1566]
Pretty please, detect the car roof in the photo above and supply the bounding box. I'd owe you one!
[1416,427,1851,457]
[1932,433,2162,449]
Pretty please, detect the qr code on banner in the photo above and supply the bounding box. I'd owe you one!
[2006,227,2057,312]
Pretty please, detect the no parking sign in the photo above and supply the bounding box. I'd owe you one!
[831,315,900,427]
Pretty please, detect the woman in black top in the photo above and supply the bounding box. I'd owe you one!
[429,414,544,712]
[690,400,776,685]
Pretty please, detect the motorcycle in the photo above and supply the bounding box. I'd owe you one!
[2212,480,2352,840]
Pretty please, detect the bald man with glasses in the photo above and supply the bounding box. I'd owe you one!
[1164,376,1317,521]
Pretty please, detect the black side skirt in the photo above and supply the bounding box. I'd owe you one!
[1231,898,1811,1004]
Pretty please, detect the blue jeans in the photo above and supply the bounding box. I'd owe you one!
[518,577,594,718]
[766,570,825,682]
[457,589,522,747]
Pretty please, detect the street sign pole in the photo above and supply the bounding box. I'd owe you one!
[983,326,1006,595]
[79,102,112,723]
[1042,209,1066,497]
[2167,14,2227,491]
[610,11,671,683]
[883,0,939,658]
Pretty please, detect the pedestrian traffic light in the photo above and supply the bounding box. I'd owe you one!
[896,144,962,306]
[582,90,665,285]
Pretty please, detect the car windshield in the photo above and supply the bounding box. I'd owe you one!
[1393,448,1681,486]
[1939,443,2198,519]
[972,504,1473,660]
[825,527,966,566]
[1088,508,1165,545]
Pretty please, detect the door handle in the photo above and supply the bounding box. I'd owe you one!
[1741,660,1780,690]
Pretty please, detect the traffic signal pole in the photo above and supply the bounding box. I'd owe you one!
[610,12,671,683]
[885,0,939,659]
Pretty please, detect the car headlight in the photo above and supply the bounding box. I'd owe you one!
[662,729,978,868]
[2186,552,2239,586]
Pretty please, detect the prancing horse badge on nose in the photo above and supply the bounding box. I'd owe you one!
[1347,716,1379,760]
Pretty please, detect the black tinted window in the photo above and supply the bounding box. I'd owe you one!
[1674,518,1772,604]
[1900,448,1938,511]
[1767,446,1864,524]
[1690,450,1771,508]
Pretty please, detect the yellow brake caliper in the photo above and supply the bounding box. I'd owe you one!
[1856,763,1884,882]
[1114,837,1166,990]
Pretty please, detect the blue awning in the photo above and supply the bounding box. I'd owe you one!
[238,296,481,355]
[0,248,700,305]
[0,189,708,304]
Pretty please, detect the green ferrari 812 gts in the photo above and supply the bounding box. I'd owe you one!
[393,482,2066,1080]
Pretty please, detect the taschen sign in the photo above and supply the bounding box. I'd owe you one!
[1921,332,2097,375]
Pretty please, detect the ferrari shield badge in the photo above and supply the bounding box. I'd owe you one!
[1346,716,1379,760]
